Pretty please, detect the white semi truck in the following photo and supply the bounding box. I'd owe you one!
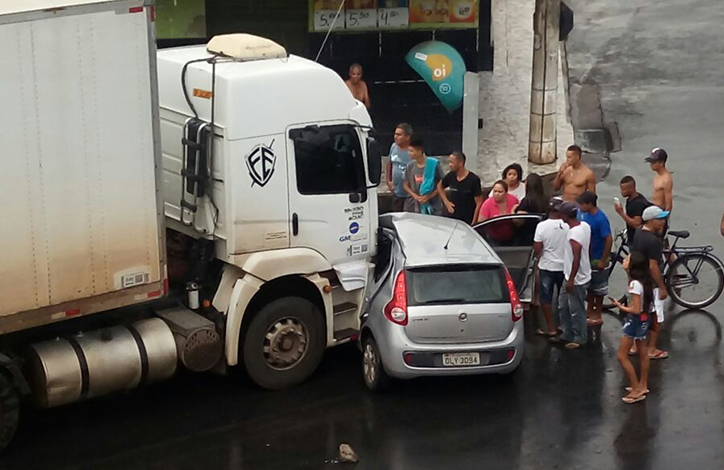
[0,0,381,451]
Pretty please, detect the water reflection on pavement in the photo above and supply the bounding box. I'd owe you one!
[2,301,724,470]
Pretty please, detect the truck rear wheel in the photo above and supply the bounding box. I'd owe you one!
[242,297,325,390]
[0,371,20,452]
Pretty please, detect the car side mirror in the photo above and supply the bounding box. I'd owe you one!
[367,138,382,186]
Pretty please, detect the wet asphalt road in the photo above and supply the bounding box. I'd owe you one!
[4,304,724,470]
[3,0,724,469]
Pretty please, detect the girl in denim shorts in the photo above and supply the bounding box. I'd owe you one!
[610,251,655,404]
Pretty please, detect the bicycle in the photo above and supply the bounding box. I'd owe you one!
[607,229,724,309]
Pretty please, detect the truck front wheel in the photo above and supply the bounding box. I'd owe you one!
[0,371,20,452]
[242,297,326,390]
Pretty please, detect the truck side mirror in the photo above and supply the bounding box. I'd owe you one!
[367,138,382,186]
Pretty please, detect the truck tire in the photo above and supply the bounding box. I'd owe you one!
[0,371,20,453]
[242,297,326,390]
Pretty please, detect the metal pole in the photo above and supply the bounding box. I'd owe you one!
[528,0,560,164]
[462,72,480,175]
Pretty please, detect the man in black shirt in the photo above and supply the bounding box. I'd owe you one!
[631,205,670,360]
[614,175,651,245]
[438,151,483,225]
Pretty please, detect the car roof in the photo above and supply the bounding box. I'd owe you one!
[380,213,502,267]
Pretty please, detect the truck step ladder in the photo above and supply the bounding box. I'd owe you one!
[333,328,359,342]
[180,118,210,227]
[333,302,358,317]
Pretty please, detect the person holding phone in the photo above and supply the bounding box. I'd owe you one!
[611,251,655,404]
[614,176,651,245]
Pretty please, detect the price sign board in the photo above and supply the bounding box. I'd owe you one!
[378,8,409,28]
[346,9,378,29]
[314,10,344,31]
[309,1,477,32]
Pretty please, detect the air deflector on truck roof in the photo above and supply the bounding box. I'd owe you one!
[206,34,287,61]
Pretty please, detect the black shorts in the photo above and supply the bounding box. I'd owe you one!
[661,216,670,246]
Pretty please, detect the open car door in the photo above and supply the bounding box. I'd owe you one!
[473,214,544,303]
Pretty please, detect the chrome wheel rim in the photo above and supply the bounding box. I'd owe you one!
[263,317,309,370]
[363,343,377,385]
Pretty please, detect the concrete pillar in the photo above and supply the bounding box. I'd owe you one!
[462,72,480,175]
[528,0,560,164]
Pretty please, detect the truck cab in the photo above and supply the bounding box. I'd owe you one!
[157,34,382,389]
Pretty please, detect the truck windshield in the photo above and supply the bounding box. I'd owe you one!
[291,124,365,195]
[406,265,508,306]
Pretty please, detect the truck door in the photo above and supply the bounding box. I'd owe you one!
[287,124,372,267]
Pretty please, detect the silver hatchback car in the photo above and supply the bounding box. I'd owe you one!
[360,212,542,390]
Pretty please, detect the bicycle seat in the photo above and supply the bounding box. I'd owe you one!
[668,230,690,239]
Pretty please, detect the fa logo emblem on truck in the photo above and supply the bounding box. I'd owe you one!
[245,141,276,187]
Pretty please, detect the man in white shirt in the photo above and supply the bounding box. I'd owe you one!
[557,202,592,349]
[533,198,569,337]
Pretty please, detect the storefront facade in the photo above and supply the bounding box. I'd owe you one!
[157,0,493,156]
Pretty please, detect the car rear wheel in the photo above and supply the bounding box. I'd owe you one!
[362,337,390,391]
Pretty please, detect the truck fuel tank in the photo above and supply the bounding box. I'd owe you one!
[25,318,178,408]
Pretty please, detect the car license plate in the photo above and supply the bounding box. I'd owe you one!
[442,352,480,367]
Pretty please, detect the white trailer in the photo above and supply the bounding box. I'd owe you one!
[0,0,382,452]
[0,0,164,333]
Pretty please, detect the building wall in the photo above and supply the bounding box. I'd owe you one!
[476,0,573,185]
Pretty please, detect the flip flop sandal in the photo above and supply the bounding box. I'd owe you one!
[587,319,604,326]
[649,350,669,360]
[565,342,581,349]
[536,329,557,337]
[628,349,638,356]
[626,387,650,394]
[622,394,647,404]
[548,336,562,343]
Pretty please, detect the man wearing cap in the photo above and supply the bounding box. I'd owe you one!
[533,197,569,337]
[577,191,613,326]
[631,205,670,359]
[646,147,673,221]
[557,202,591,349]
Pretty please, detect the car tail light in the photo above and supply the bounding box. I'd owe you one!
[384,271,408,326]
[504,268,523,322]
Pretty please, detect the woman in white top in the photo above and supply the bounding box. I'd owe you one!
[489,163,526,201]
[611,251,655,404]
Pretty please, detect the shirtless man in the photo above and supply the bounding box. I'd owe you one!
[345,63,371,109]
[646,148,673,298]
[553,145,596,202]
[646,148,673,213]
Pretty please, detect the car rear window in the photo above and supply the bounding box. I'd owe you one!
[406,265,508,306]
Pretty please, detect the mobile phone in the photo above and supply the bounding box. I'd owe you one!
[613,197,621,206]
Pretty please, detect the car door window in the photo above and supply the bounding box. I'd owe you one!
[290,125,365,195]
[475,215,541,247]
[373,232,394,282]
[474,215,543,294]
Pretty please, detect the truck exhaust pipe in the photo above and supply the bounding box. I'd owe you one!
[25,319,178,408]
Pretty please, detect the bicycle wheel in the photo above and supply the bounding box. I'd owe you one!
[666,254,724,309]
